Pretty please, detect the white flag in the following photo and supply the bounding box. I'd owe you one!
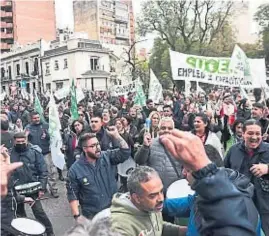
[54,86,85,102]
[239,85,249,100]
[197,84,205,94]
[229,45,251,80]
[148,69,163,104]
[0,91,6,101]
[185,80,191,97]
[49,94,65,170]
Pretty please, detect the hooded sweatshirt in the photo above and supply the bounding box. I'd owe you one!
[111,193,179,236]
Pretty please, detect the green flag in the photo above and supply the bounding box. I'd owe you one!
[134,85,146,107]
[70,79,79,120]
[34,90,44,121]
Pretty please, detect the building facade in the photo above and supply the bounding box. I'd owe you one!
[73,0,135,47]
[41,36,113,92]
[0,40,48,95]
[0,0,56,53]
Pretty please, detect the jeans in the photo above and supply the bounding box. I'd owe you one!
[16,194,54,235]
[44,153,58,192]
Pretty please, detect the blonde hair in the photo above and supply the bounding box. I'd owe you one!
[148,111,161,122]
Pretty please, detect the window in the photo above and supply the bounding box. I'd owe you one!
[1,67,5,78]
[34,58,39,75]
[64,59,68,69]
[45,62,50,75]
[16,64,20,76]
[56,82,63,90]
[90,57,99,70]
[54,60,59,70]
[8,66,12,79]
[46,83,51,91]
[25,62,29,75]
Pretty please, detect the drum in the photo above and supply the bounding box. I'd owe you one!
[15,182,42,196]
[166,179,195,199]
[117,157,136,177]
[11,218,45,235]
[92,208,111,224]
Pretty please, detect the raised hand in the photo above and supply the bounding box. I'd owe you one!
[160,130,211,171]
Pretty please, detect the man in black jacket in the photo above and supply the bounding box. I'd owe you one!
[225,119,269,235]
[10,132,55,236]
[1,148,34,235]
[25,112,59,198]
[160,129,260,236]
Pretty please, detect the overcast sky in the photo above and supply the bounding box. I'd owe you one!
[54,0,267,50]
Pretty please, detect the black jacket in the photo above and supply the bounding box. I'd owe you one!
[225,142,269,215]
[25,122,50,155]
[19,109,30,128]
[10,145,48,190]
[193,164,259,236]
[1,177,25,235]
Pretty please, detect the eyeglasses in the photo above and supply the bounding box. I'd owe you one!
[84,142,100,149]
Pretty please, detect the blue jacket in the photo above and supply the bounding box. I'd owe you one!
[225,142,269,215]
[66,147,130,218]
[10,145,48,190]
[164,194,261,236]
[177,165,259,236]
[25,122,50,155]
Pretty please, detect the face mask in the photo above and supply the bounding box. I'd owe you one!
[15,143,27,152]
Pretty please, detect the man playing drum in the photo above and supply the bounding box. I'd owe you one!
[10,132,55,236]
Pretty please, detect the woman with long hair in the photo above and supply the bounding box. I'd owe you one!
[63,120,86,169]
[192,113,223,159]
[137,111,161,145]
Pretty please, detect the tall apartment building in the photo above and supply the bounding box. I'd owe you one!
[1,0,56,53]
[73,0,135,47]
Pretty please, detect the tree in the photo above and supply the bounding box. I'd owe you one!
[138,0,234,55]
[254,3,269,67]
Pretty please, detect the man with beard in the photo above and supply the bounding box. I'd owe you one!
[143,99,155,118]
[225,119,269,235]
[89,113,119,151]
[25,112,59,198]
[111,166,186,236]
[251,103,269,142]
[66,128,130,220]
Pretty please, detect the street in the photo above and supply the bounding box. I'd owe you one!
[25,177,74,235]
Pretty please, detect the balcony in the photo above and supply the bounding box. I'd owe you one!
[1,32,13,39]
[115,31,129,40]
[1,1,12,8]
[1,10,6,17]
[1,42,11,50]
[6,32,13,39]
[5,11,12,17]
[114,15,128,23]
[1,21,6,28]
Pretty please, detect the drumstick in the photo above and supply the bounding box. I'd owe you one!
[28,197,50,208]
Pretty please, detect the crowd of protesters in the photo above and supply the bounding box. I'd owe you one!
[1,85,269,236]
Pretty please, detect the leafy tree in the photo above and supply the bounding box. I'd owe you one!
[139,0,236,89]
[138,0,234,54]
[254,3,269,67]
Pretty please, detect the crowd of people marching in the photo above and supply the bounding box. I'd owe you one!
[1,85,269,236]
